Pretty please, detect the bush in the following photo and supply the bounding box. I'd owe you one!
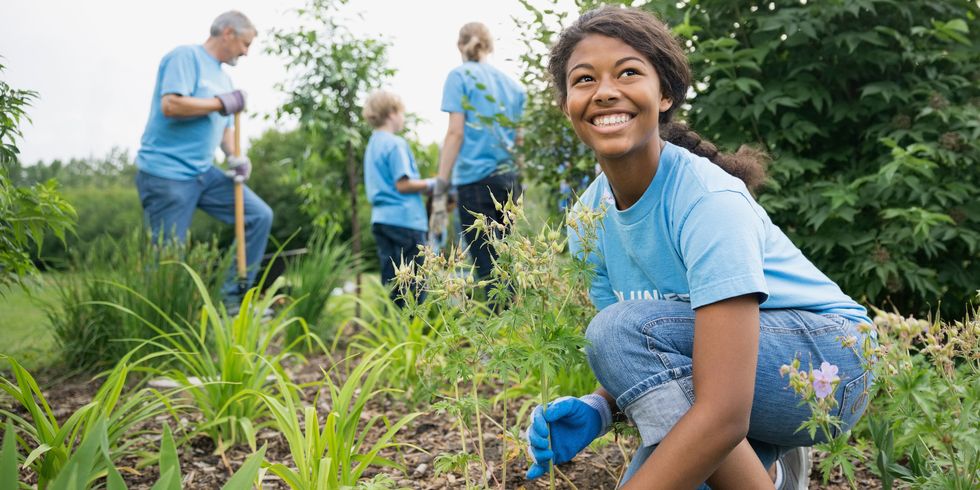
[650,0,980,317]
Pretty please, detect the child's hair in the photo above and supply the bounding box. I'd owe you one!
[548,6,767,192]
[458,22,494,62]
[362,90,404,128]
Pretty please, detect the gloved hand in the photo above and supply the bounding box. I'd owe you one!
[423,177,450,196]
[225,155,251,182]
[428,191,448,243]
[525,394,612,480]
[216,89,247,115]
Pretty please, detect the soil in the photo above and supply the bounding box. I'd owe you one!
[5,353,881,489]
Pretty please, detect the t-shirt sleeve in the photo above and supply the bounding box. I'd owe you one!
[159,48,197,97]
[440,70,466,113]
[389,140,415,181]
[678,191,769,309]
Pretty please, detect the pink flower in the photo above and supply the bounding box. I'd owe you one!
[812,362,840,399]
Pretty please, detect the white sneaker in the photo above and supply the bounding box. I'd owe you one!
[775,447,811,490]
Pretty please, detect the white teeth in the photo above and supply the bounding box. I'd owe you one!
[592,113,632,126]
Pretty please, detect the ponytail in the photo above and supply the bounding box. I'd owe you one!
[458,22,493,62]
[662,122,769,193]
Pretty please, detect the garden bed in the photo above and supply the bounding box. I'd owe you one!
[8,353,881,489]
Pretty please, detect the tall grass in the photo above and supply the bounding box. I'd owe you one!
[285,229,360,344]
[46,231,228,371]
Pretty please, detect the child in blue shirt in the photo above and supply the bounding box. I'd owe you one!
[524,7,876,489]
[362,91,434,305]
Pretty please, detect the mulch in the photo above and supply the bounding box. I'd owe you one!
[5,352,881,489]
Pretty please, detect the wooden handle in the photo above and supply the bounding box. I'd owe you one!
[233,113,247,281]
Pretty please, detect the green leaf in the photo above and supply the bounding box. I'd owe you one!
[220,445,266,490]
[157,424,181,490]
[1,420,19,489]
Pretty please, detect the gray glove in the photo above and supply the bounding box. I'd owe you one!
[225,155,251,182]
[216,90,246,115]
[428,192,449,243]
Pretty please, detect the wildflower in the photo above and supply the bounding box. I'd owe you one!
[812,362,840,399]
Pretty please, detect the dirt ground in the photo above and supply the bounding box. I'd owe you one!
[7,353,881,489]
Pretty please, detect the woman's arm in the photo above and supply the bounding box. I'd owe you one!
[160,93,223,118]
[621,294,773,489]
[437,112,465,182]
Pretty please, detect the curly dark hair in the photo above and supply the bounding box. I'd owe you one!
[548,6,768,192]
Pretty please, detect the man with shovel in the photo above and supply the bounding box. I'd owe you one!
[135,10,272,315]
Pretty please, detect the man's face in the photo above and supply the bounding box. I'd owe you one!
[220,28,255,66]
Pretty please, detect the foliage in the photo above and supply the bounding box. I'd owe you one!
[255,347,421,489]
[0,63,75,292]
[285,228,360,344]
[406,196,602,487]
[109,265,310,451]
[0,352,178,489]
[46,232,228,371]
[784,300,979,488]
[267,0,394,235]
[640,0,980,317]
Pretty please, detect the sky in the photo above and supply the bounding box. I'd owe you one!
[1,0,576,165]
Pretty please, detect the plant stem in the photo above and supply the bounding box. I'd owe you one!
[542,370,555,490]
[473,378,488,486]
[456,382,471,489]
[501,392,508,489]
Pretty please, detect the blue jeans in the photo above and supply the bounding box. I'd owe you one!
[135,167,273,304]
[456,170,521,281]
[585,300,874,488]
[372,222,426,307]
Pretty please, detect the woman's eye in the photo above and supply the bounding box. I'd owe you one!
[620,69,639,78]
[574,74,594,84]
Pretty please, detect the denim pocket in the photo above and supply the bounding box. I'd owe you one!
[832,369,873,438]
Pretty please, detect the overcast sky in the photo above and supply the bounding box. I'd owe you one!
[1,0,576,165]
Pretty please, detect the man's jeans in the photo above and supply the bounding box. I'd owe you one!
[456,170,522,281]
[135,167,273,304]
[585,300,875,487]
[372,222,426,307]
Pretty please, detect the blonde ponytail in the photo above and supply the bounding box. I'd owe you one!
[458,22,493,61]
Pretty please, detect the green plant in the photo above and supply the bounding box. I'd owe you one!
[0,352,178,489]
[46,232,229,371]
[103,263,310,451]
[783,299,980,488]
[255,347,421,489]
[286,228,360,344]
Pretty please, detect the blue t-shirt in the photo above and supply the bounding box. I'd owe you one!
[441,62,526,186]
[136,45,233,180]
[568,142,871,326]
[363,131,428,232]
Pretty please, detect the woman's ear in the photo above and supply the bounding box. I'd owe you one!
[660,97,673,113]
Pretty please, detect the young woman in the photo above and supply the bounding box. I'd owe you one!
[524,7,875,489]
[431,22,526,283]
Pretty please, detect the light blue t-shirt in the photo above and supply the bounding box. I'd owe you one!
[363,131,428,232]
[136,45,233,180]
[441,62,526,186]
[568,142,871,326]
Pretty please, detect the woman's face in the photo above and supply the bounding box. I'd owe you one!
[563,34,672,161]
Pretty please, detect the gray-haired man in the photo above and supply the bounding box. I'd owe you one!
[135,11,273,313]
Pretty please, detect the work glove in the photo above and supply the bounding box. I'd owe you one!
[428,191,448,244]
[525,394,612,480]
[225,155,251,182]
[422,177,450,196]
[216,89,247,115]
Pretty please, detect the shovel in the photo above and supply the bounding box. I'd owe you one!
[233,113,247,296]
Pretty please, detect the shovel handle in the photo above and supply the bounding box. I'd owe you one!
[233,113,247,282]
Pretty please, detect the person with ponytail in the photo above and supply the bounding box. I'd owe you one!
[524,7,875,489]
[431,22,526,284]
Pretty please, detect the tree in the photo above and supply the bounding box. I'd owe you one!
[0,60,75,293]
[268,0,395,295]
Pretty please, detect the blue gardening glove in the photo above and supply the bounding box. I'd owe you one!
[525,394,612,480]
[216,89,247,115]
[225,155,251,182]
